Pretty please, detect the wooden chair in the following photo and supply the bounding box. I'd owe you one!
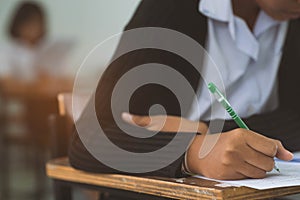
[48,93,103,200]
[0,80,58,200]
[49,92,90,158]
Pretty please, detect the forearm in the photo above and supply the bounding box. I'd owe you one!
[197,121,209,134]
[185,134,206,175]
[69,122,191,178]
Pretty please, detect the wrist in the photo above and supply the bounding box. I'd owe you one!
[197,121,208,134]
[186,134,206,175]
[182,153,193,175]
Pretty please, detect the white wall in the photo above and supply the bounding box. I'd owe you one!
[0,0,141,77]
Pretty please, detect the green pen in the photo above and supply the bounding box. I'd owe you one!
[207,82,280,173]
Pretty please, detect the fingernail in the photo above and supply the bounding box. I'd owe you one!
[122,112,133,122]
[287,151,294,159]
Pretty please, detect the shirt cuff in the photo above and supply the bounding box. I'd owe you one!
[181,132,202,176]
[181,149,196,176]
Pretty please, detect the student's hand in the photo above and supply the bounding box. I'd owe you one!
[121,112,208,134]
[187,128,294,180]
[256,0,300,20]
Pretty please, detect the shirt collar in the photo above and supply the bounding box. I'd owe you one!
[199,0,284,60]
[254,11,281,37]
[199,0,281,38]
[199,0,233,23]
[199,0,236,40]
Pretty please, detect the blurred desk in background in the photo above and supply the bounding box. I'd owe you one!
[0,77,73,200]
[0,76,73,145]
[0,77,73,100]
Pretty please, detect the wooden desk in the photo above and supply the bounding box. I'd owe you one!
[46,158,300,200]
[0,77,73,99]
[0,77,73,145]
[0,77,73,199]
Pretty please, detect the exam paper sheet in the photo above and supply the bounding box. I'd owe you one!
[194,157,300,190]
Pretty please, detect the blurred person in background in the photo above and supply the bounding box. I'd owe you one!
[0,2,75,200]
[0,1,73,83]
[0,0,74,146]
[3,1,46,82]
[0,0,73,140]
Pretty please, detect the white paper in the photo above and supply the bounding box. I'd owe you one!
[293,151,300,158]
[194,153,300,190]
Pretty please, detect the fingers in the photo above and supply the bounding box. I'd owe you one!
[241,129,293,161]
[222,140,270,178]
[121,112,133,124]
[243,145,275,172]
[237,161,267,179]
[275,140,294,161]
[121,112,151,127]
[191,129,291,180]
[217,146,267,179]
[240,129,278,157]
[121,113,199,133]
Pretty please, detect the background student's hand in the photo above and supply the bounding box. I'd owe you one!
[256,0,300,20]
[121,112,208,134]
[187,128,294,180]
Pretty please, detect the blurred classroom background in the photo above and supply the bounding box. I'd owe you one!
[0,0,140,200]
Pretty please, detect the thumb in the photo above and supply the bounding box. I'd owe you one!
[121,112,151,127]
[275,141,294,161]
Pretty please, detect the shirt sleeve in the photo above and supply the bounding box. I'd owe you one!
[69,0,200,178]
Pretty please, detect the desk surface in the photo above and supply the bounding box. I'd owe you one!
[46,158,300,200]
[0,77,73,100]
[0,77,73,146]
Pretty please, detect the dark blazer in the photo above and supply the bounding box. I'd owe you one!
[69,0,300,178]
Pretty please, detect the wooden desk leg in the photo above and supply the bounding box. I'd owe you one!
[3,148,10,199]
[53,180,72,200]
[33,146,48,200]
[0,133,10,199]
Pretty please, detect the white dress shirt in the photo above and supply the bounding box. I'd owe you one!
[0,40,40,81]
[0,39,73,81]
[188,0,288,121]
